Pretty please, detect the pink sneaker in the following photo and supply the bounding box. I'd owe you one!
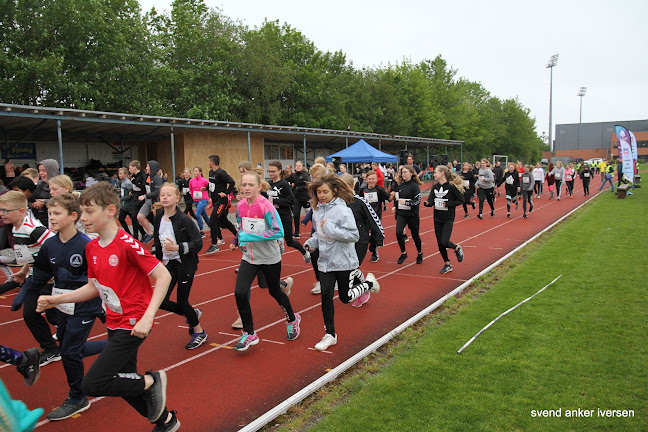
[351,292,371,308]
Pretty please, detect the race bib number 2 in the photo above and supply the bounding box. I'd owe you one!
[242,217,266,233]
[92,279,123,314]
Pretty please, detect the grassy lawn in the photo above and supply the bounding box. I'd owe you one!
[270,189,647,432]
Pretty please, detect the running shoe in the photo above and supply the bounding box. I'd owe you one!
[416,252,423,264]
[464,213,469,219]
[293,233,301,239]
[523,213,528,219]
[351,292,371,308]
[39,349,61,367]
[17,348,40,386]
[185,331,208,350]
[507,212,510,218]
[282,277,293,296]
[144,370,168,422]
[455,245,464,263]
[397,253,408,265]
[366,273,380,293]
[477,214,483,219]
[472,201,476,209]
[311,281,321,295]
[440,264,453,274]
[370,251,379,262]
[529,203,534,212]
[205,245,219,254]
[287,313,301,341]
[490,210,495,217]
[403,234,409,242]
[152,410,180,432]
[217,239,226,246]
[515,201,519,210]
[186,308,202,335]
[231,315,243,329]
[303,249,311,264]
[315,334,337,351]
[143,233,154,244]
[234,332,259,351]
[200,231,206,239]
[47,397,90,421]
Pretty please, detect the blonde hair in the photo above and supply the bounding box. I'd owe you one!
[238,161,253,172]
[507,162,516,170]
[435,165,465,193]
[160,182,180,197]
[314,156,326,165]
[21,168,39,181]
[326,162,336,174]
[49,175,74,193]
[480,158,491,167]
[118,167,129,175]
[252,168,270,192]
[340,173,355,189]
[0,190,27,210]
[555,161,563,168]
[309,163,327,181]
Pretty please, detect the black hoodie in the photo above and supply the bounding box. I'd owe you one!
[145,160,163,202]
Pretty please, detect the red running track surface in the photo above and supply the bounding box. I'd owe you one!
[0,181,607,431]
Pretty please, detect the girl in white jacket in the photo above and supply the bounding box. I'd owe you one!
[305,175,380,351]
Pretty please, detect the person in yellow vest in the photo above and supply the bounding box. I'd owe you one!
[598,161,607,181]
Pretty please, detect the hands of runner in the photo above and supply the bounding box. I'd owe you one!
[36,295,56,313]
[163,239,178,252]
[131,315,153,338]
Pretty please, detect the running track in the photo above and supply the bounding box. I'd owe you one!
[0,180,609,431]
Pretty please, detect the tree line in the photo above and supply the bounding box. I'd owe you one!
[0,0,546,161]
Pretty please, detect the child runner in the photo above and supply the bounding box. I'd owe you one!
[267,161,311,263]
[520,165,535,218]
[550,161,565,200]
[475,159,495,219]
[288,161,311,239]
[304,163,328,295]
[0,345,39,386]
[31,194,106,420]
[459,162,477,218]
[501,163,520,218]
[137,160,163,244]
[580,163,593,196]
[117,168,135,237]
[128,160,147,241]
[545,162,556,199]
[304,175,380,350]
[207,154,237,254]
[390,165,423,264]
[565,163,576,199]
[153,183,207,350]
[360,170,390,262]
[189,167,210,240]
[177,168,196,220]
[532,162,545,198]
[230,171,301,351]
[424,165,465,274]
[36,182,179,432]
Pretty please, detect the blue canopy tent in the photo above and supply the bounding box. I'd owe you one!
[325,139,398,163]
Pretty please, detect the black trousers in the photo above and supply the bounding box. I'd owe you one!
[130,199,146,240]
[160,260,199,328]
[534,180,543,195]
[555,180,563,198]
[83,329,168,422]
[434,220,456,262]
[57,314,97,402]
[293,200,310,236]
[234,260,295,334]
[355,241,369,266]
[279,212,305,254]
[583,179,590,195]
[522,190,533,213]
[311,248,320,281]
[320,270,372,336]
[396,214,421,254]
[477,187,495,214]
[118,208,132,236]
[183,198,195,218]
[23,284,58,352]
[209,196,237,244]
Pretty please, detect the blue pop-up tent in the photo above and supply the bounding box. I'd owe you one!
[325,139,398,163]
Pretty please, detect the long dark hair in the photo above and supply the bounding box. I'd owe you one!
[308,174,354,209]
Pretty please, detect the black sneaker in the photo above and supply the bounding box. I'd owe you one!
[416,253,423,264]
[464,213,469,218]
[370,252,379,263]
[491,210,495,217]
[403,235,409,242]
[507,212,510,218]
[39,349,61,367]
[152,410,180,432]
[205,245,219,254]
[185,331,208,350]
[397,253,407,265]
[523,213,528,219]
[455,245,464,263]
[477,214,483,219]
[200,231,206,239]
[440,264,453,274]
[471,201,476,209]
[144,370,168,422]
[529,203,534,212]
[47,397,90,420]
[17,348,40,386]
[293,233,301,239]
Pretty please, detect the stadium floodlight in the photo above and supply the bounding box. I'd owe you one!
[546,54,559,151]
[578,87,587,123]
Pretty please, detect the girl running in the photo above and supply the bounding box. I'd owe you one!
[550,161,565,200]
[360,170,391,262]
[189,167,210,238]
[501,163,520,218]
[267,160,311,263]
[153,183,207,349]
[288,161,311,239]
[304,175,380,350]
[545,162,556,200]
[230,171,300,351]
[459,162,477,218]
[565,163,576,199]
[390,165,423,264]
[178,168,196,219]
[475,159,496,219]
[520,165,535,218]
[424,165,465,274]
[580,163,593,196]
[533,163,545,198]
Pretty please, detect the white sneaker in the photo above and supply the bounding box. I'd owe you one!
[282,277,293,296]
[311,281,321,295]
[315,333,337,351]
[366,273,380,294]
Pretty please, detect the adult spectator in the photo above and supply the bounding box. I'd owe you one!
[492,161,504,197]
[407,155,421,175]
[4,159,15,182]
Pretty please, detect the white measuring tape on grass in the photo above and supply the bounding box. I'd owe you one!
[457,274,562,354]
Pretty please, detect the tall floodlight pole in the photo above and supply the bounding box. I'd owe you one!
[577,87,587,150]
[547,54,559,152]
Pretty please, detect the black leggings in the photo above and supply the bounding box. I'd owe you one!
[534,180,543,195]
[555,180,563,198]
[461,189,474,214]
[566,180,574,196]
[310,248,320,281]
[234,260,295,334]
[505,185,517,213]
[293,200,310,236]
[320,270,373,336]
[160,260,199,328]
[210,197,237,244]
[280,212,305,254]
[477,187,495,214]
[434,220,456,263]
[355,242,369,266]
[396,214,422,254]
[183,198,195,218]
[583,179,590,195]
[130,199,146,240]
[522,190,533,213]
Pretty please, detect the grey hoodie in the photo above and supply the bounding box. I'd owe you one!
[39,159,60,181]
[145,160,163,201]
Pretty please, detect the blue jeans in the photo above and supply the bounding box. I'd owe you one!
[194,199,210,230]
[599,176,614,192]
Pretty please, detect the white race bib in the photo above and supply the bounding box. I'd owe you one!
[462,180,469,188]
[505,176,514,185]
[398,198,411,211]
[364,191,378,203]
[145,185,151,194]
[267,190,279,197]
[13,244,34,265]
[434,198,447,211]
[584,172,590,178]
[92,279,122,313]
[242,217,265,233]
[193,190,203,200]
[555,174,562,180]
[120,189,125,198]
[209,182,215,193]
[523,177,530,184]
[52,287,75,315]
[182,187,190,195]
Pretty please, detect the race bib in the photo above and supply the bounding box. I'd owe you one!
[364,191,378,203]
[462,180,469,188]
[523,177,530,184]
[13,244,34,265]
[209,182,215,193]
[506,176,514,185]
[52,287,75,315]
[555,174,562,180]
[434,198,447,211]
[182,187,190,195]
[193,190,203,200]
[584,172,590,178]
[566,175,573,181]
[398,199,411,211]
[267,190,278,197]
[145,184,151,194]
[92,279,123,313]
[242,217,266,233]
[120,189,125,198]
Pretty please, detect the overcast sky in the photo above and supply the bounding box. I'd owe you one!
[138,0,648,140]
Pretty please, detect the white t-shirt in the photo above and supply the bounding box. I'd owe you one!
[159,218,181,264]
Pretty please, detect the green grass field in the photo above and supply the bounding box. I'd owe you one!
[271,188,647,432]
